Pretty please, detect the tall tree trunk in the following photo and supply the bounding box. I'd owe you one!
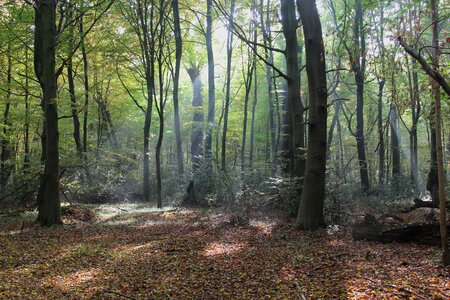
[67,61,82,152]
[155,0,167,209]
[377,79,385,185]
[337,116,345,180]
[426,1,439,206]
[326,95,341,161]
[79,17,91,180]
[24,47,31,172]
[260,0,277,171]
[427,105,438,205]
[1,42,13,191]
[67,8,81,153]
[155,108,164,208]
[221,0,236,170]
[376,5,386,186]
[390,59,400,187]
[280,0,305,179]
[410,65,420,186]
[281,81,291,173]
[296,0,327,230]
[407,3,420,187]
[430,0,449,266]
[172,0,184,176]
[240,33,256,172]
[204,0,215,163]
[390,105,400,185]
[34,0,62,226]
[134,0,155,202]
[249,52,258,168]
[187,64,204,171]
[353,0,370,191]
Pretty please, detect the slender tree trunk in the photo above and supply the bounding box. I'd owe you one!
[1,42,13,191]
[281,81,291,173]
[326,96,341,161]
[155,109,164,208]
[427,108,438,205]
[134,0,155,202]
[221,0,236,170]
[337,116,345,180]
[205,0,215,163]
[80,18,89,154]
[66,8,82,153]
[216,96,224,164]
[390,61,400,187]
[67,62,82,152]
[260,0,277,171]
[34,0,62,226]
[281,0,305,179]
[296,0,327,230]
[390,104,400,185]
[249,52,258,168]
[354,1,370,191]
[407,3,420,187]
[410,66,420,186]
[377,79,385,185]
[273,68,282,155]
[24,47,31,172]
[172,0,184,176]
[376,5,386,186]
[187,64,204,171]
[79,17,91,181]
[155,0,168,209]
[240,35,255,172]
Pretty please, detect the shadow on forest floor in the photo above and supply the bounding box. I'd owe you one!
[0,206,448,299]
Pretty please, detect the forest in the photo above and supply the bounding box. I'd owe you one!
[0,0,449,298]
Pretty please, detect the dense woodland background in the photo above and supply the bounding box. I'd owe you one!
[0,0,449,233]
[0,0,449,230]
[0,0,450,297]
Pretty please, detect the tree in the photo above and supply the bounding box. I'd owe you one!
[398,0,449,265]
[429,0,449,267]
[280,0,305,179]
[330,0,370,191]
[259,0,277,171]
[66,7,82,153]
[172,0,184,176]
[1,42,13,191]
[295,0,327,230]
[221,0,236,170]
[240,30,256,171]
[120,0,156,202]
[204,0,215,163]
[34,0,62,225]
[187,63,204,171]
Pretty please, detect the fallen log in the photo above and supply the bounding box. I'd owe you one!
[352,215,449,245]
[379,223,448,245]
[402,198,450,212]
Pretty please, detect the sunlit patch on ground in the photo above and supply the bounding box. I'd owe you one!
[202,241,246,256]
[50,269,99,291]
[250,219,276,235]
[113,241,161,258]
[93,204,175,221]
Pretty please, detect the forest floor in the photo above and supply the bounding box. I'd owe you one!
[0,204,449,299]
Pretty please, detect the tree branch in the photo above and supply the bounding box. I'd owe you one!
[398,37,450,97]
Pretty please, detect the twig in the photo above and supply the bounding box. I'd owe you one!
[102,290,137,300]
[20,221,25,234]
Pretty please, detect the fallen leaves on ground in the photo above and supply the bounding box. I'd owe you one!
[0,208,448,299]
